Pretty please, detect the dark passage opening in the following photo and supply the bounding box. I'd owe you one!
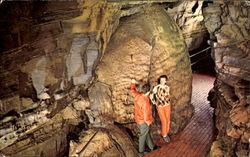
[189,35,216,76]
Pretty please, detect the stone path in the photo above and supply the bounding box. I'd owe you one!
[146,74,215,157]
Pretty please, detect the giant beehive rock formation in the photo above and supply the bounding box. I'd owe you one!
[96,5,193,135]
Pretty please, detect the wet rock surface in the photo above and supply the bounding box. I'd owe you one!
[204,1,250,157]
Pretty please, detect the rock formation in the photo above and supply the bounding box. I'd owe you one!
[2,1,248,157]
[0,2,193,156]
[204,1,250,157]
[69,125,138,157]
[167,1,208,51]
[0,2,121,156]
[96,5,193,135]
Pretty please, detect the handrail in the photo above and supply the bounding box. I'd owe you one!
[190,46,211,58]
[191,53,211,66]
[76,130,99,156]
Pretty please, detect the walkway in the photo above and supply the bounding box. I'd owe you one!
[146,74,215,157]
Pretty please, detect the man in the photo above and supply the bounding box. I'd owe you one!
[150,75,171,143]
[130,79,158,155]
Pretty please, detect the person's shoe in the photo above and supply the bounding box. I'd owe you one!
[163,135,170,143]
[151,146,160,151]
[144,146,151,152]
[139,151,149,155]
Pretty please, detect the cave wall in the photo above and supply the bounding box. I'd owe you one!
[0,2,123,156]
[0,1,121,118]
[203,2,250,157]
[167,1,208,51]
[0,1,193,157]
[1,1,249,157]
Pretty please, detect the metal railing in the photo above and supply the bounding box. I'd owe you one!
[190,46,211,58]
[190,46,211,66]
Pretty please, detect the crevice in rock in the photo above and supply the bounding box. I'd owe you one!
[114,121,137,141]
[192,1,199,13]
[203,1,250,156]
[220,81,240,105]
[106,131,126,157]
[120,4,147,18]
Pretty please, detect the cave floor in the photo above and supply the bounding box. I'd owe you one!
[146,73,215,157]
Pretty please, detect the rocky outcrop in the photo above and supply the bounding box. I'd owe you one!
[69,125,138,157]
[167,1,208,51]
[0,102,86,157]
[204,1,250,157]
[0,1,119,118]
[96,5,193,135]
[87,82,114,127]
[0,1,194,156]
[0,1,121,156]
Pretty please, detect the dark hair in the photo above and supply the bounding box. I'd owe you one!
[136,83,150,93]
[157,75,168,84]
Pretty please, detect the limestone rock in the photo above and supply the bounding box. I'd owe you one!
[66,33,99,86]
[73,99,90,111]
[96,5,193,134]
[230,106,249,127]
[0,108,50,150]
[0,1,156,157]
[61,106,78,120]
[3,131,68,157]
[0,96,21,118]
[226,122,244,139]
[87,82,114,126]
[37,92,51,100]
[0,102,85,156]
[204,2,250,156]
[69,125,138,157]
[167,1,208,51]
[210,141,224,157]
[240,130,250,144]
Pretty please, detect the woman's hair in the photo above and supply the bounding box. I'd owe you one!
[157,75,168,84]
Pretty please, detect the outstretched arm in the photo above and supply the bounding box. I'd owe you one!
[130,79,140,98]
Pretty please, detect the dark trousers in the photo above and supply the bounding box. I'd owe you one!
[137,123,154,152]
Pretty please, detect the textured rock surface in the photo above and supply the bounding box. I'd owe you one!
[0,1,195,156]
[204,2,250,157]
[167,1,208,51]
[69,125,138,157]
[87,81,114,127]
[0,102,85,157]
[0,1,120,156]
[96,5,193,134]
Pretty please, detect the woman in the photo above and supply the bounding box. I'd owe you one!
[150,75,171,143]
